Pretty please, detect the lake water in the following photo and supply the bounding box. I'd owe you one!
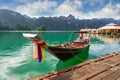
[0,31,120,80]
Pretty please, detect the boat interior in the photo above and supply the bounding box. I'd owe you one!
[56,39,89,49]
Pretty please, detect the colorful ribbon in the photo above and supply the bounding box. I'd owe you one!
[33,41,47,62]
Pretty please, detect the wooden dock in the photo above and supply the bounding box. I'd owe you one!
[28,52,120,80]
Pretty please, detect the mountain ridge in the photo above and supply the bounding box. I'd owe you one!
[0,9,120,31]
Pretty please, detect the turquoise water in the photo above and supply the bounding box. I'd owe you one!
[0,32,120,80]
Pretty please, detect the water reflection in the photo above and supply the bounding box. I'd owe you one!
[0,32,29,51]
[89,34,120,58]
[91,34,120,44]
[37,32,79,45]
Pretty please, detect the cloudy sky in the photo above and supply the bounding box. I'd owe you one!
[0,0,120,19]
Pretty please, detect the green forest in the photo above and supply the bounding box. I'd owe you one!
[0,9,120,31]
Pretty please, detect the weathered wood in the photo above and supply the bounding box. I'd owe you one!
[116,77,120,80]
[28,52,120,80]
[70,53,120,80]
[102,69,120,80]
[88,65,120,80]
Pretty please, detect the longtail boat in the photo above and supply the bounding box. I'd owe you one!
[23,32,90,61]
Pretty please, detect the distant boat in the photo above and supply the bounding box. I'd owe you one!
[23,32,90,61]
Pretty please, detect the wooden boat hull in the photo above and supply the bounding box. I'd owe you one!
[47,44,90,61]
[55,45,90,70]
[23,33,90,62]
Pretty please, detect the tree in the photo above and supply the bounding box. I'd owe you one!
[36,25,45,31]
[14,24,31,30]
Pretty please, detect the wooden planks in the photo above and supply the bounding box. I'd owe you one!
[88,64,120,80]
[28,52,120,80]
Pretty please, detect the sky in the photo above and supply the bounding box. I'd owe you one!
[0,0,120,19]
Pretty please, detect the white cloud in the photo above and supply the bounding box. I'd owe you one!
[0,6,10,9]
[87,3,120,19]
[15,0,120,19]
[85,0,104,6]
[14,0,33,3]
[54,0,83,17]
[16,0,57,17]
[54,1,120,19]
